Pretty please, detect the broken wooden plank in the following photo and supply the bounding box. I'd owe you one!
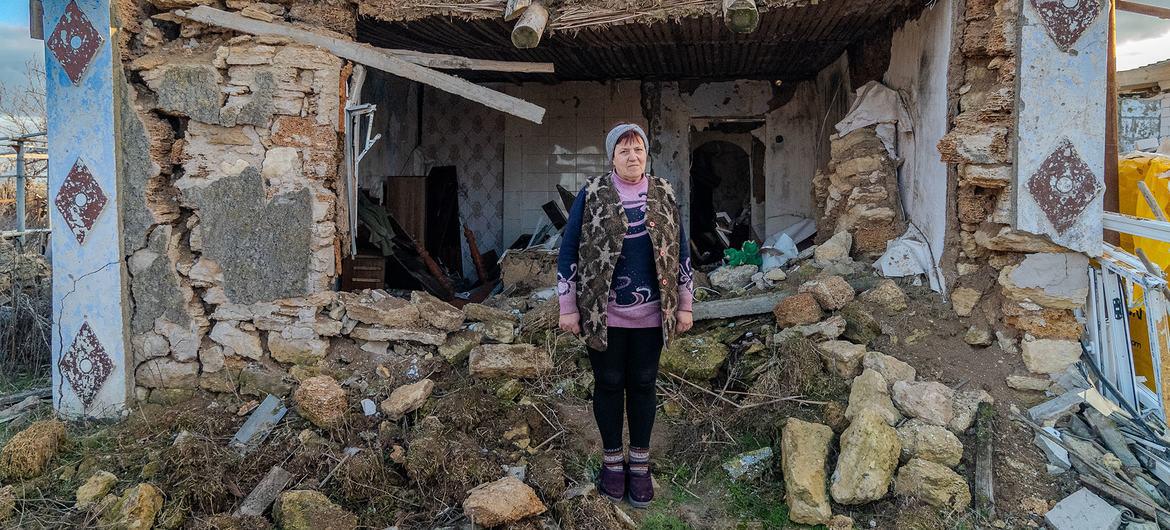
[1119,1,1170,20]
[234,465,292,517]
[1077,473,1160,521]
[1027,391,1084,425]
[512,2,549,49]
[0,396,44,423]
[230,394,287,454]
[722,0,760,33]
[504,0,533,21]
[175,6,546,124]
[974,402,996,517]
[376,48,554,74]
[0,387,50,408]
[692,291,787,321]
[1084,409,1143,471]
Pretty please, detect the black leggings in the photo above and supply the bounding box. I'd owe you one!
[587,327,664,450]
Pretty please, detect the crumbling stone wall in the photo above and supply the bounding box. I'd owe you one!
[114,1,349,400]
[938,0,1086,378]
[812,126,907,257]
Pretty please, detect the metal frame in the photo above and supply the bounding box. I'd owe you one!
[343,104,381,255]
[1088,244,1170,421]
[0,132,49,242]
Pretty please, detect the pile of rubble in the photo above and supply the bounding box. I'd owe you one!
[1020,367,1170,530]
[0,229,1058,528]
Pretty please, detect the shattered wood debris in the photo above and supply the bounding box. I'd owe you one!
[1015,366,1170,530]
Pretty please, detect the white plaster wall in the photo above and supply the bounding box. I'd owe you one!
[764,55,853,237]
[500,81,644,247]
[882,0,954,267]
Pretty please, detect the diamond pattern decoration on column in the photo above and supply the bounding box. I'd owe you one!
[1030,0,1102,52]
[58,321,114,407]
[1026,138,1102,234]
[46,0,105,86]
[55,159,109,245]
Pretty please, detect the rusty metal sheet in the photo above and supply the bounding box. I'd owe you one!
[57,321,114,408]
[1026,138,1103,234]
[54,158,108,245]
[46,0,104,86]
[1030,0,1103,53]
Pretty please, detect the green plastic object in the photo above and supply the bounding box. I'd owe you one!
[723,241,762,267]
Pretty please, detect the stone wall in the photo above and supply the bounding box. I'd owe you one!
[939,0,1087,378]
[115,1,347,399]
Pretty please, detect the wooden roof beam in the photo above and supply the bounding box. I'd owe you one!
[1118,1,1170,20]
[175,6,545,124]
[723,0,760,34]
[504,0,532,21]
[512,2,549,49]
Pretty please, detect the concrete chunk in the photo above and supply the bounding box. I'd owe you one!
[1044,488,1121,530]
[1027,392,1084,425]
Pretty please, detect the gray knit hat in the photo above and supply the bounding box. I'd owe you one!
[605,123,649,163]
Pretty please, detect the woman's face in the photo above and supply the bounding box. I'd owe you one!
[613,135,647,182]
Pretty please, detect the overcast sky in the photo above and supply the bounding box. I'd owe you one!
[0,2,1168,98]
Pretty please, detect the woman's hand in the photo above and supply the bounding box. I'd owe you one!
[676,310,693,334]
[559,313,581,335]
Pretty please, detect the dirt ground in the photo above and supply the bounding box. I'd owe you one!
[0,268,1074,529]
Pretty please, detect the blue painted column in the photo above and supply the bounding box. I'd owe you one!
[43,0,132,418]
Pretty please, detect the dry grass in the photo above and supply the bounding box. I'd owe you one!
[0,419,65,479]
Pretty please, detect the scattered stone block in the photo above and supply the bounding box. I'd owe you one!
[462,476,547,527]
[709,264,759,291]
[102,483,163,530]
[831,409,900,505]
[660,333,731,381]
[782,419,834,525]
[860,279,907,311]
[76,470,118,508]
[897,420,963,468]
[274,490,358,530]
[1044,488,1121,530]
[468,320,516,344]
[722,447,774,481]
[0,420,66,479]
[799,275,856,311]
[1007,374,1051,392]
[892,381,956,427]
[380,379,435,420]
[845,369,901,426]
[816,340,867,378]
[1021,338,1082,374]
[815,231,852,265]
[292,375,347,429]
[893,458,972,512]
[950,389,993,432]
[439,330,483,365]
[410,291,465,331]
[463,303,518,323]
[348,325,447,346]
[469,344,553,379]
[340,290,419,327]
[951,287,981,317]
[862,352,916,388]
[773,293,824,328]
[964,326,993,347]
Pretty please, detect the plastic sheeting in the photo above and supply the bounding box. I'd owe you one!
[834,81,914,160]
[874,225,944,292]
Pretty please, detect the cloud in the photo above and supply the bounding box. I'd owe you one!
[1118,31,1170,71]
[0,23,42,94]
[1118,1,1170,44]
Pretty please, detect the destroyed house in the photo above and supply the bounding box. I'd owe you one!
[38,0,1128,426]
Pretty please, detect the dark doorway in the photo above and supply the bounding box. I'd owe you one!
[690,140,753,264]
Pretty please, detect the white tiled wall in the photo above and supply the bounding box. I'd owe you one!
[501,81,645,246]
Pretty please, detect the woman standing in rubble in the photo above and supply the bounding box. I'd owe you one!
[557,123,695,508]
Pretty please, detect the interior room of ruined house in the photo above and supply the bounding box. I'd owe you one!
[346,0,955,292]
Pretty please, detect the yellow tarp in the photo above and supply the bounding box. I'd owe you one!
[1118,154,1170,393]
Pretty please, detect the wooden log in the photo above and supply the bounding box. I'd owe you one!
[415,242,456,301]
[1118,1,1170,20]
[464,225,490,284]
[383,49,554,74]
[504,0,533,21]
[974,402,996,517]
[512,2,549,49]
[722,0,760,34]
[0,387,50,408]
[175,6,546,123]
[234,466,292,517]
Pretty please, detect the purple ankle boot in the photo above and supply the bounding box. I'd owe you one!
[627,467,654,508]
[597,464,625,502]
